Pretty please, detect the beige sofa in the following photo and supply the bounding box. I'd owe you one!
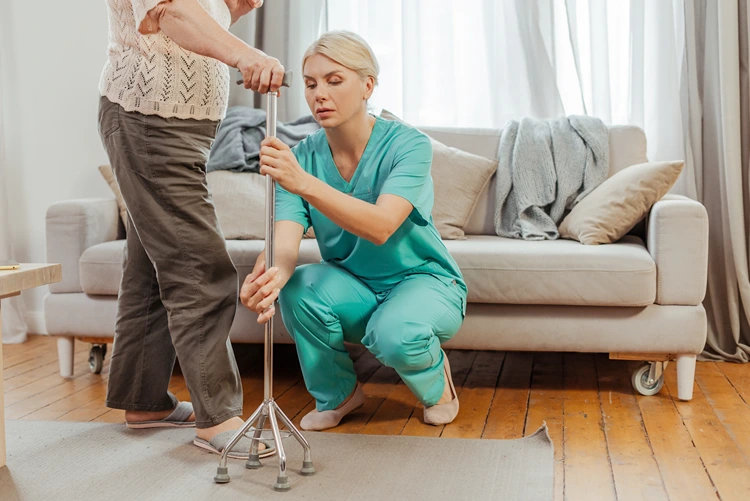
[44,124,709,400]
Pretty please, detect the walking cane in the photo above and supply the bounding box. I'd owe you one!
[215,71,315,491]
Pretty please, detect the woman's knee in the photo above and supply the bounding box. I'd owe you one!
[278,264,319,309]
[278,264,337,330]
[364,320,435,372]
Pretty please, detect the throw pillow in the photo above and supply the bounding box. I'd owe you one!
[98,165,128,231]
[206,171,315,240]
[558,160,685,245]
[380,110,497,239]
[207,171,266,239]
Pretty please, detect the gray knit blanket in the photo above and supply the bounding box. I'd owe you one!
[207,107,320,173]
[494,116,609,240]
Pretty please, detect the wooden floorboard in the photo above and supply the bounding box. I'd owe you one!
[561,353,617,501]
[5,335,750,499]
[595,355,670,501]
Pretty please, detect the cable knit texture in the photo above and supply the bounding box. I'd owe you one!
[99,0,232,121]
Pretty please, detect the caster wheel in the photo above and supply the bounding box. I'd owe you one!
[631,363,664,396]
[89,345,104,374]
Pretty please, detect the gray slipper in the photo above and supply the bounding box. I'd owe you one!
[126,401,195,429]
[193,430,276,460]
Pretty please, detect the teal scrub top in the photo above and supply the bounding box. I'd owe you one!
[276,115,467,304]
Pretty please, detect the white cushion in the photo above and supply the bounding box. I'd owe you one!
[444,234,656,306]
[80,235,655,307]
[79,239,324,296]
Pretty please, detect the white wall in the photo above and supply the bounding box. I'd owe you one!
[0,3,257,333]
[1,1,112,332]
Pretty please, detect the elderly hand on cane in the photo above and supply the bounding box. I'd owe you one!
[139,0,284,94]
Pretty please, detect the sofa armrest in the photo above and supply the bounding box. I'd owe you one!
[646,194,709,305]
[46,198,122,293]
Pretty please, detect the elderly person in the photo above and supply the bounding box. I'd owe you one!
[98,0,282,458]
[241,31,468,431]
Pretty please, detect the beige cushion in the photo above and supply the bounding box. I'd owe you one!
[78,234,655,307]
[207,171,266,240]
[98,165,128,231]
[79,238,324,296]
[443,234,656,306]
[429,139,498,239]
[418,125,650,236]
[559,160,684,245]
[380,110,497,239]
[206,171,315,240]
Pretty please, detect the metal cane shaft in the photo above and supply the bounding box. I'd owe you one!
[264,91,278,402]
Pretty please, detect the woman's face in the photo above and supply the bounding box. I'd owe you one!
[303,54,374,129]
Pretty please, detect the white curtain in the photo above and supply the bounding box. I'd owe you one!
[326,1,689,171]
[0,1,29,344]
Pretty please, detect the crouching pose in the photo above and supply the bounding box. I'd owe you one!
[241,31,467,431]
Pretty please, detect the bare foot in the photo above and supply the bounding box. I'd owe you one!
[126,407,195,423]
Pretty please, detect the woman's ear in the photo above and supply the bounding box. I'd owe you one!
[364,76,375,100]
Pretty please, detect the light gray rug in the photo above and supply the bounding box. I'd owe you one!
[1,420,553,501]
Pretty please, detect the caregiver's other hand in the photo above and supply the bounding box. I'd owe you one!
[237,51,285,94]
[260,137,310,195]
[240,260,282,324]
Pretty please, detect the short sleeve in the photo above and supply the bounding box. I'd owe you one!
[132,0,167,31]
[275,142,312,232]
[379,131,434,226]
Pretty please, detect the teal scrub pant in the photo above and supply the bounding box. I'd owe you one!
[278,262,466,411]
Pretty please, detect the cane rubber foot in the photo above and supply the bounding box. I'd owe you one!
[300,461,316,476]
[214,467,230,484]
[273,475,291,491]
[245,454,262,469]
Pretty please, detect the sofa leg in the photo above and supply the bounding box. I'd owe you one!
[57,337,75,377]
[676,354,697,401]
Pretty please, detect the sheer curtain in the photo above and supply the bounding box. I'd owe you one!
[0,2,29,344]
[323,0,750,361]
[326,1,689,173]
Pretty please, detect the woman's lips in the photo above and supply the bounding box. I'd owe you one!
[316,109,334,117]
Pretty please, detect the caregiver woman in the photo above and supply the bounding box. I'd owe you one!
[241,31,468,431]
[98,0,283,458]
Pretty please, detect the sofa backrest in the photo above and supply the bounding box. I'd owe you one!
[418,124,649,235]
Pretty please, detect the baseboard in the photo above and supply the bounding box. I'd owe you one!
[25,310,48,335]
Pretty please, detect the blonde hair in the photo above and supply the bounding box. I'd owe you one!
[302,31,379,86]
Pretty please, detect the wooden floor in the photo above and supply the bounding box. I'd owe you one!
[4,335,750,500]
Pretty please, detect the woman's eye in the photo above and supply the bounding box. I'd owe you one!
[306,84,317,89]
[329,81,342,85]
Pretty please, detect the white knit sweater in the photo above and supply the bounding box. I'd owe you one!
[99,0,232,121]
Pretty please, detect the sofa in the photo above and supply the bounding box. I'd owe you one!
[44,123,709,400]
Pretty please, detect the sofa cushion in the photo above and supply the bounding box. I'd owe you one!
[207,170,266,240]
[443,234,656,306]
[79,239,325,296]
[419,125,650,236]
[559,160,685,245]
[80,235,654,307]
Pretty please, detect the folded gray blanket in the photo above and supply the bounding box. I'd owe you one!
[494,116,609,240]
[207,107,321,173]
